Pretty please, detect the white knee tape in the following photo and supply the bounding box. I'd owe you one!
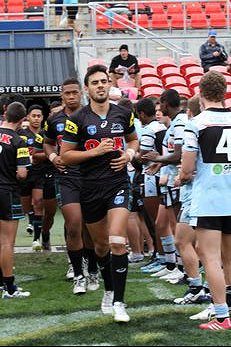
[109,236,126,245]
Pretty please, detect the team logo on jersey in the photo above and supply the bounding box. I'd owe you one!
[65,120,78,135]
[27,138,34,146]
[101,121,108,128]
[87,125,97,135]
[111,123,124,134]
[17,147,30,158]
[56,123,65,132]
[114,195,125,205]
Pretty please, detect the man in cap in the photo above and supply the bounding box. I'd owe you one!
[109,44,141,89]
[199,29,228,72]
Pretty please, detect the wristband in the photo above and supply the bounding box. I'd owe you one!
[126,148,135,162]
[49,153,58,162]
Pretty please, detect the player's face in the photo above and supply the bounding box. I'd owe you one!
[61,84,81,111]
[155,105,164,122]
[86,72,110,103]
[27,109,43,129]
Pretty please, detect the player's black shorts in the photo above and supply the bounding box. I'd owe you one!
[43,172,56,200]
[0,188,24,220]
[197,216,231,234]
[56,175,81,207]
[20,173,44,196]
[129,171,144,213]
[162,186,180,207]
[80,180,129,224]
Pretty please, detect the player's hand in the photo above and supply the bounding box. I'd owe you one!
[145,163,161,175]
[110,148,129,172]
[94,138,114,156]
[159,175,168,186]
[141,151,159,162]
[53,155,66,172]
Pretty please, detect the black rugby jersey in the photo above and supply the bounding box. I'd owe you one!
[33,129,55,175]
[62,103,136,182]
[44,109,80,177]
[0,127,31,189]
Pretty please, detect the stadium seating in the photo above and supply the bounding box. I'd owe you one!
[111,14,130,30]
[132,14,149,28]
[96,14,110,30]
[88,58,107,67]
[180,56,200,75]
[163,75,188,89]
[142,85,163,98]
[225,84,231,98]
[168,85,191,98]
[156,56,177,75]
[184,66,204,80]
[147,3,165,15]
[225,98,231,108]
[209,65,230,75]
[25,0,44,7]
[204,2,222,15]
[140,76,162,92]
[160,66,182,79]
[170,14,185,29]
[209,13,227,28]
[150,14,169,29]
[186,2,203,15]
[117,77,136,88]
[140,67,159,78]
[190,13,208,28]
[187,75,202,88]
[138,57,154,68]
[166,3,183,16]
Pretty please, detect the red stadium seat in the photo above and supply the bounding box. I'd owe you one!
[204,2,222,15]
[88,58,107,67]
[168,85,191,98]
[138,57,154,68]
[180,56,200,75]
[140,76,162,91]
[151,14,169,29]
[209,13,227,28]
[161,66,182,79]
[142,86,163,98]
[191,85,200,96]
[224,75,231,85]
[111,14,131,30]
[25,0,43,7]
[166,3,183,16]
[128,1,145,11]
[209,65,230,75]
[184,66,204,80]
[186,2,203,15]
[8,0,24,5]
[225,98,231,108]
[156,56,177,75]
[96,14,110,30]
[163,75,188,89]
[225,84,231,99]
[7,5,24,13]
[132,14,149,29]
[188,75,202,88]
[170,14,185,29]
[140,67,159,78]
[147,3,165,14]
[190,13,208,28]
[117,77,136,88]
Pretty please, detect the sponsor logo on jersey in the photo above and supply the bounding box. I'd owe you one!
[56,123,65,132]
[87,125,97,135]
[17,147,30,158]
[212,163,231,175]
[35,134,43,144]
[117,190,124,195]
[20,135,27,143]
[111,123,124,133]
[101,121,108,128]
[129,112,135,127]
[65,120,78,135]
[114,195,125,205]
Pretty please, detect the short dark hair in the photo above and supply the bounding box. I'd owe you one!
[119,44,128,51]
[118,97,133,112]
[136,97,155,117]
[0,94,10,114]
[160,89,180,108]
[28,104,43,114]
[50,100,62,110]
[84,64,109,86]
[62,77,81,88]
[5,102,27,123]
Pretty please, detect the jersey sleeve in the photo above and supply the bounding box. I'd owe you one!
[34,133,44,151]
[183,120,199,152]
[173,118,186,146]
[16,138,31,168]
[44,118,57,141]
[124,111,136,135]
[140,127,156,151]
[62,115,80,144]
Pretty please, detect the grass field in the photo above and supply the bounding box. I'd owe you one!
[1,210,230,345]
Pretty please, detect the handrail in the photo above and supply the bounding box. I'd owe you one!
[88,2,188,56]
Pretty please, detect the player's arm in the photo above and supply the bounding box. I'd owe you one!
[180,151,196,183]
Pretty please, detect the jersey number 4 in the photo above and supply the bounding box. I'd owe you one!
[216,129,231,161]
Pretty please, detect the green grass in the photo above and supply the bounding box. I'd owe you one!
[1,213,230,345]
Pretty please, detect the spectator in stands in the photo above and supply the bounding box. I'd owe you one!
[55,0,63,28]
[63,0,82,37]
[109,44,141,90]
[199,29,228,72]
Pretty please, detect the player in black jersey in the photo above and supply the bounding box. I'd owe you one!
[0,102,31,299]
[61,65,139,322]
[44,77,98,294]
[18,105,44,250]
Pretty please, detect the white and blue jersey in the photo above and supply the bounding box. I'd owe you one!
[183,108,231,217]
[167,112,188,187]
